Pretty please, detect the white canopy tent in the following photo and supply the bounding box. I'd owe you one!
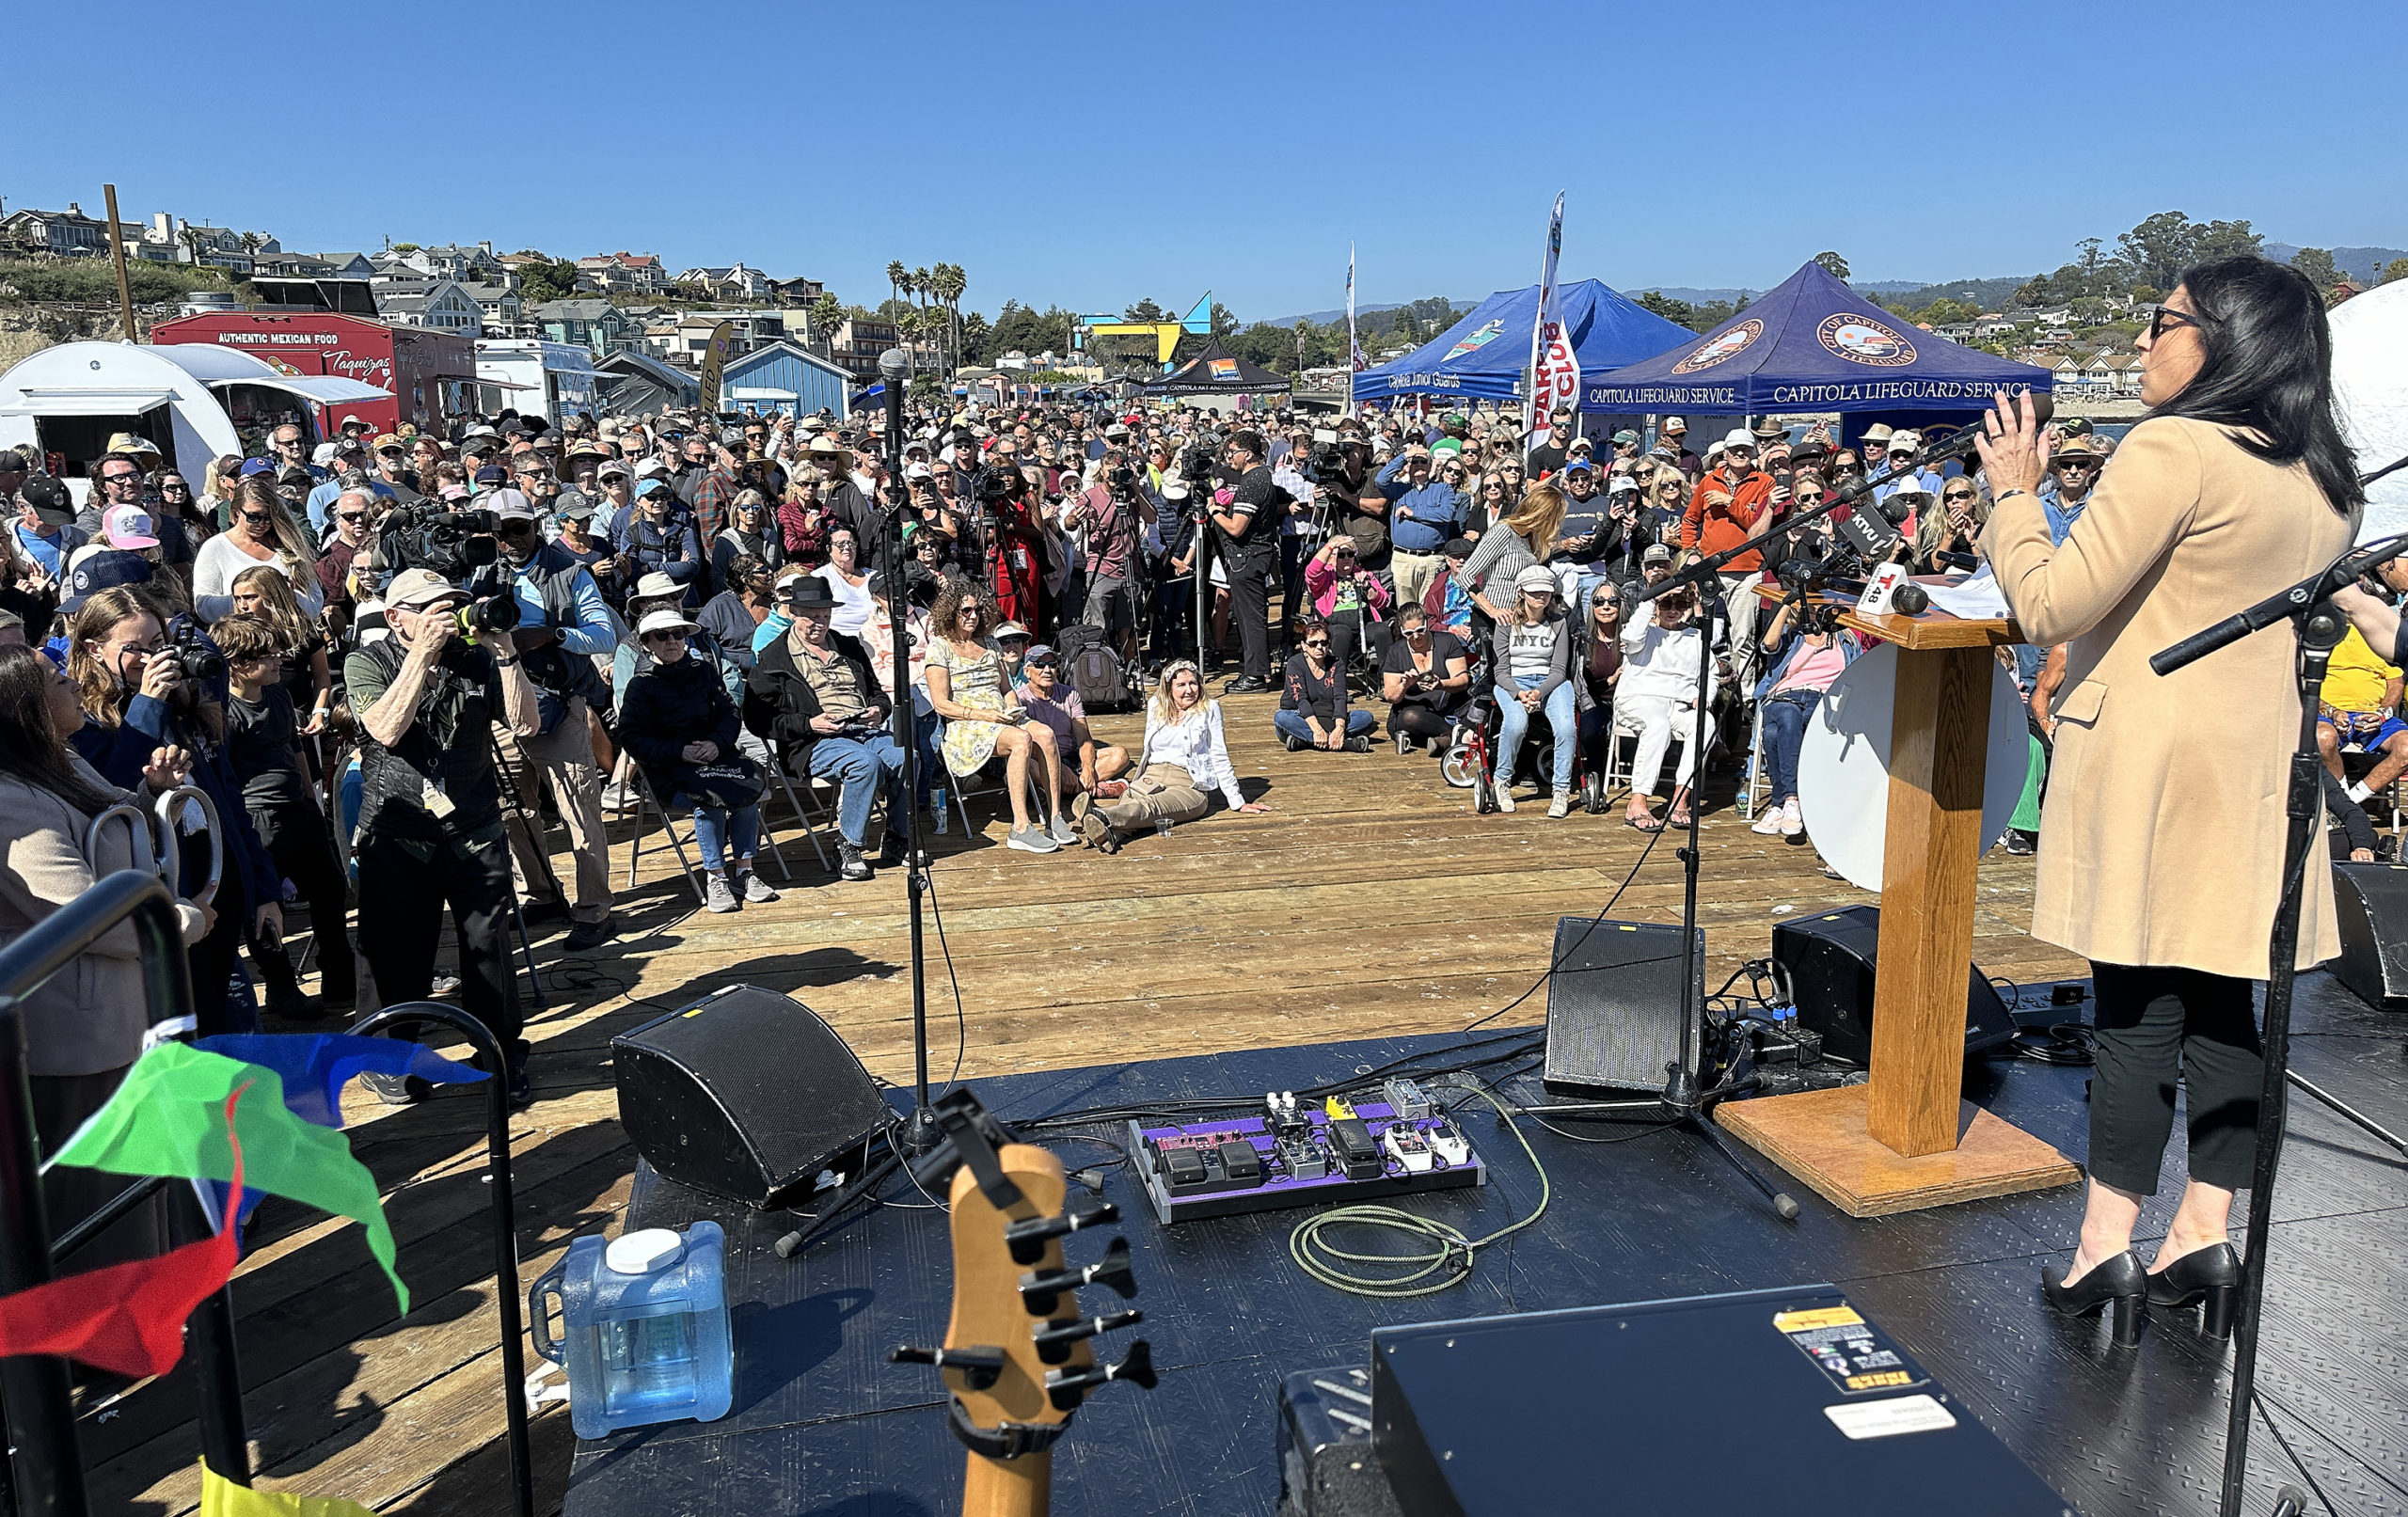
[2331,280,2408,542]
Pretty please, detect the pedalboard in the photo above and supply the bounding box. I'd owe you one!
[1129,1089,1484,1225]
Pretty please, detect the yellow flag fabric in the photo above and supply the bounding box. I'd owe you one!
[198,1462,377,1517]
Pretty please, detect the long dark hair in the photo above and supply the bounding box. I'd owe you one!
[2151,255,2362,518]
[0,646,116,814]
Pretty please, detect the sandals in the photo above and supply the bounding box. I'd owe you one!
[1626,813,1664,833]
[1667,812,1694,829]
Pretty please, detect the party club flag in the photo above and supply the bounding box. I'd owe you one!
[50,1043,408,1311]
[0,1091,244,1378]
[198,1460,377,1517]
[195,1035,486,1130]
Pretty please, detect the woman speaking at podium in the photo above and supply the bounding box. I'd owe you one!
[1975,257,2363,1342]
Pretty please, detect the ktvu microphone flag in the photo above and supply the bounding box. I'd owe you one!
[1527,192,1577,431]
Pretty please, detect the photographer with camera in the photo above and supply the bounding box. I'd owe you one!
[481,491,618,951]
[1370,441,1465,615]
[345,568,542,1104]
[1205,428,1282,694]
[1613,567,1716,834]
[972,443,1049,633]
[1068,448,1152,664]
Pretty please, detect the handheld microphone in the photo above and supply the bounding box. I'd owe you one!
[1904,393,2056,474]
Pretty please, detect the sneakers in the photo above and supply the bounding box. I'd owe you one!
[1283,732,1307,751]
[705,872,740,912]
[563,916,615,952]
[360,1070,430,1106]
[1225,676,1271,694]
[1076,811,1113,850]
[737,870,781,904]
[1006,827,1060,854]
[599,781,635,812]
[1751,805,1787,836]
[1048,811,1077,845]
[837,842,875,881]
[1343,735,1371,753]
[1779,798,1804,838]
[876,832,908,867]
[1548,790,1572,819]
[1496,787,1516,814]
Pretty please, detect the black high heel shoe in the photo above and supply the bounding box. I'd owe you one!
[2147,1241,2242,1341]
[2042,1250,2147,1346]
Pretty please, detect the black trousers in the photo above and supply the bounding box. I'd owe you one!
[2086,962,2263,1194]
[1323,610,1393,691]
[1226,551,1276,680]
[356,828,525,1059]
[186,865,252,1039]
[247,802,355,1004]
[1387,699,1460,740]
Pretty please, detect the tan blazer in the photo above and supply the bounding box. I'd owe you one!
[1980,417,2356,978]
[0,761,207,1078]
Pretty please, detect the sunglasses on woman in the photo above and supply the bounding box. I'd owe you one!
[640,630,686,645]
[2146,305,2196,341]
[1944,490,1977,504]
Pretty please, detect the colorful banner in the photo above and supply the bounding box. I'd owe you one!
[0,1091,244,1378]
[51,1043,408,1310]
[194,1035,486,1130]
[1526,192,1578,434]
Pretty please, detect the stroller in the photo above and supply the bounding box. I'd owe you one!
[1439,644,1609,815]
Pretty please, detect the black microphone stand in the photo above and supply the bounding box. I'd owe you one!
[2153,518,2408,1517]
[874,355,940,1155]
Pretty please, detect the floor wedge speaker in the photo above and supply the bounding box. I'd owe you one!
[613,985,891,1209]
[1771,905,2016,1067]
[2330,861,2408,1011]
[1542,918,1703,1095]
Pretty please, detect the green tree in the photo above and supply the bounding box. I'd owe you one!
[809,292,844,348]
[2116,212,2198,293]
[2190,219,2262,262]
[958,309,992,365]
[885,261,907,310]
[1814,250,1850,280]
[2012,276,2054,308]
[1638,290,1694,326]
[1210,301,1238,340]
[1687,300,1738,334]
[1919,297,1978,324]
[1123,297,1164,322]
[2290,246,2338,288]
[517,259,581,304]
[2384,258,2408,285]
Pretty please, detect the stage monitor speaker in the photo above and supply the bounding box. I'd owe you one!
[613,985,891,1209]
[2329,861,2408,1010]
[1771,906,2016,1067]
[1542,918,1703,1095]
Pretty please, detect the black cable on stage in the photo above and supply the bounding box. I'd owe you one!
[2254,1393,2341,1517]
[922,862,969,1097]
[1462,822,1667,1035]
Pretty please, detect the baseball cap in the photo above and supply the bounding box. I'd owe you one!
[20,474,75,526]
[995,621,1031,642]
[1430,438,1464,458]
[1642,543,1674,564]
[340,414,370,430]
[905,462,933,481]
[1608,474,1640,497]
[1563,458,1594,474]
[556,497,596,521]
[373,434,404,451]
[473,465,509,487]
[596,460,630,481]
[488,489,539,522]
[1887,429,1923,454]
[387,567,467,609]
[1024,643,1058,665]
[105,432,161,458]
[635,478,674,498]
[60,550,156,613]
[637,608,700,638]
[1721,427,1757,451]
[635,457,672,479]
[101,504,160,549]
[1662,417,1688,433]
[1611,429,1640,446]
[1511,565,1559,596]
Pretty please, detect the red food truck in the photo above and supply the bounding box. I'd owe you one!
[149,309,476,437]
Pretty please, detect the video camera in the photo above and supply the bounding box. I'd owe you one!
[968,463,1022,505]
[385,500,501,580]
[1302,426,1358,485]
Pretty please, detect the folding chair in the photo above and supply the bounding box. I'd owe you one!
[771,766,835,869]
[1603,703,1695,804]
[623,773,705,904]
[1739,703,1772,820]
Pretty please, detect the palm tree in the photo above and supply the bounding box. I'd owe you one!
[238,230,262,256]
[932,263,967,377]
[177,224,207,267]
[885,260,907,311]
[810,292,844,355]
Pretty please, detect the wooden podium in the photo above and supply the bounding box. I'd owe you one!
[1717,591,2081,1216]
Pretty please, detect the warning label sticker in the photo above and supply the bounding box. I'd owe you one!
[1776,1305,1931,1396]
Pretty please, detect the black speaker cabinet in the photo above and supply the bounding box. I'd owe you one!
[612,985,891,1209]
[1542,918,1704,1095]
[1771,905,2017,1067]
[2330,861,2408,1010]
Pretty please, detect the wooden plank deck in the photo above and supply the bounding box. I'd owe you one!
[87,688,2082,1515]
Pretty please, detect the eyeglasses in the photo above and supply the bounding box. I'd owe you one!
[1303,640,1330,651]
[1943,491,1978,503]
[640,630,687,645]
[111,638,166,657]
[1402,624,1431,635]
[2146,305,2197,341]
[101,471,141,485]
[2054,458,2099,471]
[161,482,190,495]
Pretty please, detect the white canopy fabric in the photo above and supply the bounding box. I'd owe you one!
[2331,280,2408,542]
[0,388,177,417]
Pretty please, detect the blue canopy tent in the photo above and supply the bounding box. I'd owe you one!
[1580,261,2051,431]
[1354,280,1693,404]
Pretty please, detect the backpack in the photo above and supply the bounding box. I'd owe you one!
[1066,639,1132,711]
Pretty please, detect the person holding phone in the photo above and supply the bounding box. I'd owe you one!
[920,578,1067,854]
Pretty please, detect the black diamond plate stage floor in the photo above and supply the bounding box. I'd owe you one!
[565,972,2408,1517]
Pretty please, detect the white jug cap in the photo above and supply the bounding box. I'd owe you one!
[606,1228,687,1275]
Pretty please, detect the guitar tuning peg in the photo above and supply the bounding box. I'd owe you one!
[1018,1236,1136,1316]
[1031,1308,1144,1365]
[1044,1338,1157,1412]
[1004,1200,1123,1266]
[888,1343,1006,1391]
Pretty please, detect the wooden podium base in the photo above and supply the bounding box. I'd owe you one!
[1716,1086,2081,1218]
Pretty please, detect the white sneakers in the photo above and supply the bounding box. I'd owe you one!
[1548,791,1572,819]
[1751,805,1786,835]
[1496,788,1516,813]
[1781,798,1804,837]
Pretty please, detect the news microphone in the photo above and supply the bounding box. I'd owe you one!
[1932,550,1983,571]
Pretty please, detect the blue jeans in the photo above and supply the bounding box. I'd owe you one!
[689,802,761,873]
[807,733,911,846]
[1496,679,1576,792]
[1761,689,1825,803]
[1275,708,1374,745]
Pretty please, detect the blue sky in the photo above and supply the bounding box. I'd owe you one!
[10,1,2401,323]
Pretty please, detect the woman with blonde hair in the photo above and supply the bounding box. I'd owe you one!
[1073,660,1266,853]
[230,562,333,740]
[1913,475,1990,574]
[195,476,320,624]
[1461,478,1570,623]
[924,576,1068,854]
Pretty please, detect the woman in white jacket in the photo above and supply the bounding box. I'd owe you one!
[1072,660,1268,853]
[1613,578,1718,831]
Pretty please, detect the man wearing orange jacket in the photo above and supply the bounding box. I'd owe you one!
[1679,428,1776,687]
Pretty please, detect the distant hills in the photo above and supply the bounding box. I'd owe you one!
[1259,241,2405,329]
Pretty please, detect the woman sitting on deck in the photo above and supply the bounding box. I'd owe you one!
[1073,660,1267,853]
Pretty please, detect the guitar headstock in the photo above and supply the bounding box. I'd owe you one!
[892,1092,1153,1509]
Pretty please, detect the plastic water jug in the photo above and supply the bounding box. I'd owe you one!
[529,1221,733,1439]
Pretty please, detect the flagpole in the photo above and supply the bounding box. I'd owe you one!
[1346,244,1358,419]
[1523,192,1563,437]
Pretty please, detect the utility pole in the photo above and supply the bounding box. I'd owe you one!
[103,184,138,341]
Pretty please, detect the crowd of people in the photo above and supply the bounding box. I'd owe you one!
[13,368,2390,1162]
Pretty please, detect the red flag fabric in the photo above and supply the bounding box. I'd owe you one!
[0,1089,246,1379]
